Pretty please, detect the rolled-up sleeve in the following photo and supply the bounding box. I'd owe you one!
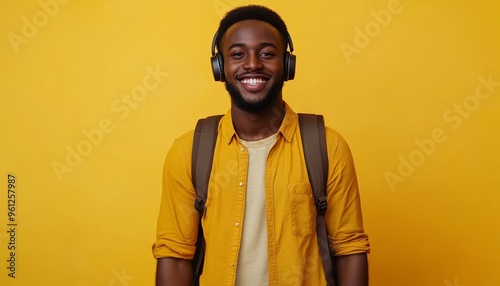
[152,131,199,259]
[325,128,371,256]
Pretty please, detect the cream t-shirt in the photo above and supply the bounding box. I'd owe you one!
[235,134,277,286]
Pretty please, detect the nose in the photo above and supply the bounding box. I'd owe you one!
[242,52,264,71]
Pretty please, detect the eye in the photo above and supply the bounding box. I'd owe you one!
[231,51,245,59]
[260,51,275,59]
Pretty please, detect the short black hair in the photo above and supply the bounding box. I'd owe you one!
[216,5,290,53]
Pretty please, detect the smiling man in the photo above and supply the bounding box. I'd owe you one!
[153,5,370,286]
[224,18,284,114]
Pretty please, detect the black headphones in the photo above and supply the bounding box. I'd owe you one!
[210,29,296,82]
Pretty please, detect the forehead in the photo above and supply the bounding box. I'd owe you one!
[222,19,283,49]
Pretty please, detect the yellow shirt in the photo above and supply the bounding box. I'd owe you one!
[153,103,370,285]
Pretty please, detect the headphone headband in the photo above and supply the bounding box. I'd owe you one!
[211,30,219,56]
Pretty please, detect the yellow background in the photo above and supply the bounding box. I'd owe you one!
[1,0,499,285]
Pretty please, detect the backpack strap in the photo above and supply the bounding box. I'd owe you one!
[298,113,335,286]
[191,115,223,286]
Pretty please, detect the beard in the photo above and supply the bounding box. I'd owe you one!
[225,77,284,114]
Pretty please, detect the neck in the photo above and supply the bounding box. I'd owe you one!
[231,99,285,141]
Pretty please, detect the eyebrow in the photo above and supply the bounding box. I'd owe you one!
[226,42,279,51]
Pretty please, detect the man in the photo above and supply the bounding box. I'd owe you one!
[153,5,370,285]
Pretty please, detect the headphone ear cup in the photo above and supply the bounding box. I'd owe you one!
[211,53,225,82]
[284,51,296,81]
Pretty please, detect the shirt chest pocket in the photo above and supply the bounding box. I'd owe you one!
[289,183,316,237]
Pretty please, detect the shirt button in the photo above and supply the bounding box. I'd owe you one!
[240,148,245,152]
[235,222,240,227]
[230,262,234,267]
[239,181,243,187]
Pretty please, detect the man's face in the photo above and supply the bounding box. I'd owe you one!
[221,19,285,113]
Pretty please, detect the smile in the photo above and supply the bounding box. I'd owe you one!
[240,78,267,85]
[238,77,269,92]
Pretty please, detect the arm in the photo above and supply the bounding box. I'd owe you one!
[335,253,368,286]
[154,136,199,285]
[156,257,193,286]
[324,130,370,284]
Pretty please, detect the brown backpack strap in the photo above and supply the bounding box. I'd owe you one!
[191,115,223,286]
[298,113,336,286]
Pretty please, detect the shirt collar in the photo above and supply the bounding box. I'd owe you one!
[219,102,298,145]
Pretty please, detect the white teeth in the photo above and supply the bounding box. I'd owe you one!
[241,78,266,85]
